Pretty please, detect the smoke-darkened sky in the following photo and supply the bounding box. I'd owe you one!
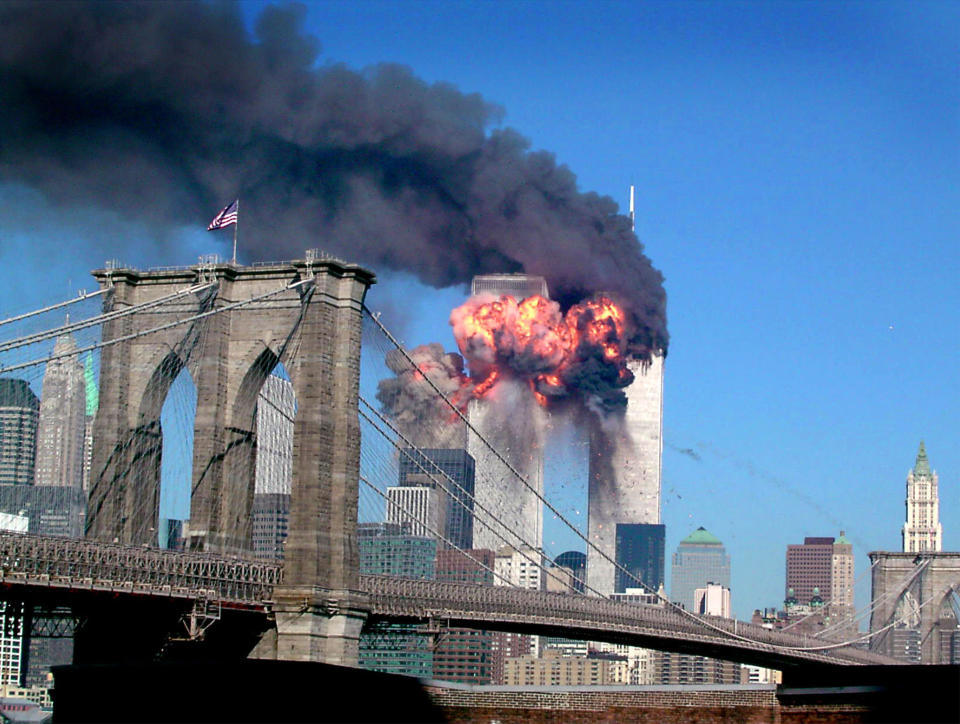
[1,1,957,619]
[0,0,666,356]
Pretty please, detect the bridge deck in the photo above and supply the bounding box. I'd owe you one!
[0,533,892,668]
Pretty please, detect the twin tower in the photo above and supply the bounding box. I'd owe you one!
[467,274,664,597]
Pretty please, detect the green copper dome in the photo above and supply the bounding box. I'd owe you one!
[680,526,723,545]
[913,441,932,477]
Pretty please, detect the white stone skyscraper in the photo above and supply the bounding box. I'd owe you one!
[468,274,549,554]
[902,441,942,553]
[387,484,447,541]
[251,373,295,560]
[587,353,664,595]
[34,333,86,488]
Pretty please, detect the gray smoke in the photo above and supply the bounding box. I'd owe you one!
[375,344,468,448]
[0,1,667,357]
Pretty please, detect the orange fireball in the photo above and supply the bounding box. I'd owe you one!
[450,293,631,407]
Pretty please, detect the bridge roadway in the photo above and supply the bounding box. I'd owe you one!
[0,533,890,669]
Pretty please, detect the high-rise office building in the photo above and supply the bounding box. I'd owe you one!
[902,441,942,553]
[671,527,731,611]
[654,580,741,685]
[358,522,436,677]
[492,545,542,680]
[555,551,586,593]
[0,485,86,538]
[587,353,664,596]
[358,522,437,580]
[614,523,665,594]
[785,536,834,606]
[830,532,855,625]
[0,379,40,487]
[34,334,86,488]
[785,533,854,633]
[251,374,294,560]
[468,274,548,555]
[386,484,447,541]
[694,583,732,618]
[251,493,289,561]
[399,448,475,550]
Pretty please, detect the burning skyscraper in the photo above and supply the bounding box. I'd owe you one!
[587,354,664,595]
[467,274,550,553]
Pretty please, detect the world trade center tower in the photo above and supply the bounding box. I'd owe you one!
[467,274,549,555]
[586,353,664,596]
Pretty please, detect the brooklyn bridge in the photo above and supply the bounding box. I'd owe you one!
[0,254,895,678]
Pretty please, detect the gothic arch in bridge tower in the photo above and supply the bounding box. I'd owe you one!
[87,280,211,546]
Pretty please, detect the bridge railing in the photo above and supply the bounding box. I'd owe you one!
[0,533,282,606]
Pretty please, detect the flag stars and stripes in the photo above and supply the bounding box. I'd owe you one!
[207,200,238,230]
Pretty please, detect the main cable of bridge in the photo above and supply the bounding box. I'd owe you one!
[0,277,314,375]
[0,282,215,355]
[0,288,108,329]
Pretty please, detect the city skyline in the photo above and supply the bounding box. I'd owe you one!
[0,1,955,621]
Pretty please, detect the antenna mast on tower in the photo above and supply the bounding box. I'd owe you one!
[629,184,636,232]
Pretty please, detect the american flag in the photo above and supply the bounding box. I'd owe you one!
[207,200,238,230]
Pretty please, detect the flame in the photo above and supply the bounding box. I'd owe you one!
[450,293,631,407]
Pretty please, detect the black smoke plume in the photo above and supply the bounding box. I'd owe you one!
[0,1,667,357]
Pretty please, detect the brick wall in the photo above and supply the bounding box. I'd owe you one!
[425,685,871,724]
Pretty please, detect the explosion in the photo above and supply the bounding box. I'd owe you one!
[450,293,635,412]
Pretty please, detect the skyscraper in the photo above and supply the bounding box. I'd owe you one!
[587,353,664,596]
[785,536,834,607]
[34,334,86,488]
[433,549,496,684]
[468,274,549,554]
[614,523,665,594]
[398,448,475,550]
[0,379,40,487]
[251,374,294,560]
[902,441,942,553]
[555,550,587,593]
[785,533,854,627]
[670,527,731,611]
[386,484,447,541]
[358,522,436,678]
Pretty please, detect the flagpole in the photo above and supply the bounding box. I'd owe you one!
[232,199,239,264]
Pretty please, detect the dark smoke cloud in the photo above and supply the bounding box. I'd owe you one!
[0,0,667,356]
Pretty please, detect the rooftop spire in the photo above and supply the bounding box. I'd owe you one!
[913,441,931,477]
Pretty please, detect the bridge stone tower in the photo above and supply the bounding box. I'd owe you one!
[869,551,960,664]
[86,253,375,665]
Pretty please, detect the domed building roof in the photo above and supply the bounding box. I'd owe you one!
[680,526,723,545]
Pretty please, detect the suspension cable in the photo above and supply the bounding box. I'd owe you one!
[359,401,602,597]
[362,305,884,652]
[0,279,312,375]
[0,283,215,354]
[0,288,108,328]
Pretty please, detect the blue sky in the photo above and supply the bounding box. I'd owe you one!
[1,1,957,619]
